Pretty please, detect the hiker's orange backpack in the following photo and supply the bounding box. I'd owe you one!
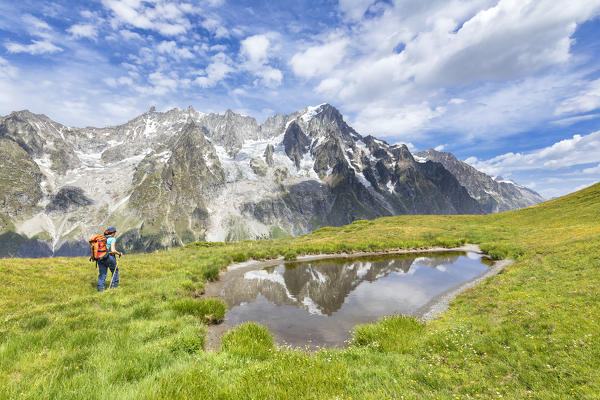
[89,234,109,262]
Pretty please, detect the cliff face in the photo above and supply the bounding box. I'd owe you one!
[415,149,544,213]
[0,104,542,257]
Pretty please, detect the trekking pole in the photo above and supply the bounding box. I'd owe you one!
[108,257,119,290]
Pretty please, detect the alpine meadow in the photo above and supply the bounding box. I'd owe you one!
[1,183,599,399]
[2,0,600,399]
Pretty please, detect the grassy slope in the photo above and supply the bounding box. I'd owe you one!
[1,183,599,399]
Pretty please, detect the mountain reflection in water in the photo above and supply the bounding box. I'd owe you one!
[222,252,489,348]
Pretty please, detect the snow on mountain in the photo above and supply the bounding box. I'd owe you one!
[0,104,541,257]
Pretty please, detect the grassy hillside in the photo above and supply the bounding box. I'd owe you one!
[1,183,599,399]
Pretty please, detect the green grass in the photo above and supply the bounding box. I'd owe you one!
[1,183,599,399]
[220,322,275,360]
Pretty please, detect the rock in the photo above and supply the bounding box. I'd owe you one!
[249,157,268,177]
[415,149,544,212]
[283,122,310,168]
[0,139,43,217]
[0,104,543,257]
[264,144,274,166]
[273,167,288,183]
[46,186,93,213]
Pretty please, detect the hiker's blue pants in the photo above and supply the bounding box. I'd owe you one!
[97,255,118,291]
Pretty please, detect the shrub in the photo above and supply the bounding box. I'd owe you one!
[283,251,297,261]
[220,322,274,360]
[171,298,227,324]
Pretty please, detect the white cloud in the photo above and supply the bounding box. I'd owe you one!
[551,112,600,127]
[255,66,283,88]
[194,52,233,88]
[0,57,18,79]
[583,164,600,174]
[201,16,229,38]
[119,29,143,41]
[554,78,600,116]
[22,14,52,33]
[402,142,417,152]
[434,144,446,151]
[239,33,283,88]
[104,76,134,88]
[291,0,600,140]
[5,40,62,55]
[240,34,271,67]
[102,0,193,36]
[316,78,343,95]
[210,44,227,52]
[290,38,349,79]
[427,73,579,138]
[134,71,180,95]
[464,130,600,176]
[68,24,98,40]
[352,102,446,139]
[156,41,194,59]
[4,14,62,55]
[232,88,248,96]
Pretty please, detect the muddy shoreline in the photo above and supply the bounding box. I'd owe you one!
[203,244,510,351]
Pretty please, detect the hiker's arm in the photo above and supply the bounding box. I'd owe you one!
[110,241,123,257]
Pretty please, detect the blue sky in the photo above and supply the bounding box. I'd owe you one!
[0,0,599,198]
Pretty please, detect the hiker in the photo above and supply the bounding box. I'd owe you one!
[97,226,123,292]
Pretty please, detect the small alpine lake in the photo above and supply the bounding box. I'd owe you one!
[216,251,494,348]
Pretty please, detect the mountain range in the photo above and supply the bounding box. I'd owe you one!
[0,103,543,257]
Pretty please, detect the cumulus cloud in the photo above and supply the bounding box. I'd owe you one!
[255,66,282,88]
[156,40,194,59]
[291,0,600,139]
[464,130,600,176]
[134,71,180,95]
[290,38,349,79]
[201,16,229,38]
[194,52,234,88]
[240,34,270,67]
[239,33,283,88]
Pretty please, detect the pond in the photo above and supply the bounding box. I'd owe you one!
[219,251,492,348]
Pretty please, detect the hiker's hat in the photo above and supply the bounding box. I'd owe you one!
[105,226,117,235]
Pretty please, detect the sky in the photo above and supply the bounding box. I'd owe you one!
[0,0,599,199]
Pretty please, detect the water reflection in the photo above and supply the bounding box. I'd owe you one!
[222,252,489,347]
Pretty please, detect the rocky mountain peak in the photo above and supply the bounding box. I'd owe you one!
[415,148,544,213]
[0,104,544,258]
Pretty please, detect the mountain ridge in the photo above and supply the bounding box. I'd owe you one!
[0,104,543,257]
